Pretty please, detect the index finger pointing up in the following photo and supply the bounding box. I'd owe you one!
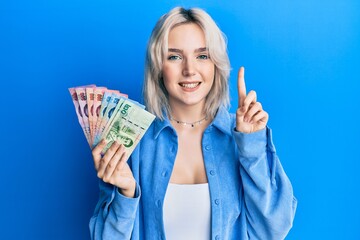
[238,66,247,107]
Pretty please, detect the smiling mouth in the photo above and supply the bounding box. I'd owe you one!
[179,82,201,89]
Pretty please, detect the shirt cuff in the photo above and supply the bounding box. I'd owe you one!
[111,182,141,219]
[232,126,268,157]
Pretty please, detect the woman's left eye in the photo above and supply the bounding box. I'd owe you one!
[197,54,209,60]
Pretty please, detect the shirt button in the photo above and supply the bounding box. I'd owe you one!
[215,235,220,240]
[215,199,220,205]
[161,171,167,177]
[156,200,161,207]
[205,145,211,151]
[210,170,216,176]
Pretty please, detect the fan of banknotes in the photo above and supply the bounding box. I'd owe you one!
[69,85,155,156]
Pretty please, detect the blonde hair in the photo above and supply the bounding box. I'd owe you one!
[143,7,230,120]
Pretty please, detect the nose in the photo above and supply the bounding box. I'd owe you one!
[182,58,196,77]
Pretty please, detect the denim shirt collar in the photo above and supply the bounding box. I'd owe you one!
[153,106,234,139]
[209,106,234,137]
[153,116,173,139]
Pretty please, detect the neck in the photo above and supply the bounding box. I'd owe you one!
[168,101,211,130]
[170,115,208,127]
[169,103,206,123]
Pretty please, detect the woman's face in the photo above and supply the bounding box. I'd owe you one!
[162,23,215,111]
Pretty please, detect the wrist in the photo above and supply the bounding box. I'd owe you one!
[118,180,136,198]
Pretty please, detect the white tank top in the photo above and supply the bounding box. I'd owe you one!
[163,183,211,240]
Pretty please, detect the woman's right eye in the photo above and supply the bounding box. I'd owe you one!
[167,55,181,60]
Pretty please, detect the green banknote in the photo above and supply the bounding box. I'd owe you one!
[101,100,155,156]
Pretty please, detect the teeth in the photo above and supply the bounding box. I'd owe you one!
[180,83,199,89]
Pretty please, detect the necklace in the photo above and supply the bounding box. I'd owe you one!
[170,116,208,127]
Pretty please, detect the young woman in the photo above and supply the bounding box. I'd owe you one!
[90,7,297,240]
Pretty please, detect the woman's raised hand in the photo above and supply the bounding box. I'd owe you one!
[92,140,136,198]
[236,67,269,133]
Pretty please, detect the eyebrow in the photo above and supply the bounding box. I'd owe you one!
[168,47,208,53]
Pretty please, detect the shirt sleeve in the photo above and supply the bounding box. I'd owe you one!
[89,179,141,240]
[233,126,297,240]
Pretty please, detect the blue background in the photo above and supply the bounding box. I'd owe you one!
[1,0,359,239]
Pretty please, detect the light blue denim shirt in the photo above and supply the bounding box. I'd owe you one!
[90,107,297,240]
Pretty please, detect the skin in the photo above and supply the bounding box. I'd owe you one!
[236,67,269,133]
[91,23,269,197]
[163,23,214,184]
[92,140,136,197]
[162,23,215,116]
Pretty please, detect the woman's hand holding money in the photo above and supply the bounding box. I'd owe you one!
[92,139,136,198]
